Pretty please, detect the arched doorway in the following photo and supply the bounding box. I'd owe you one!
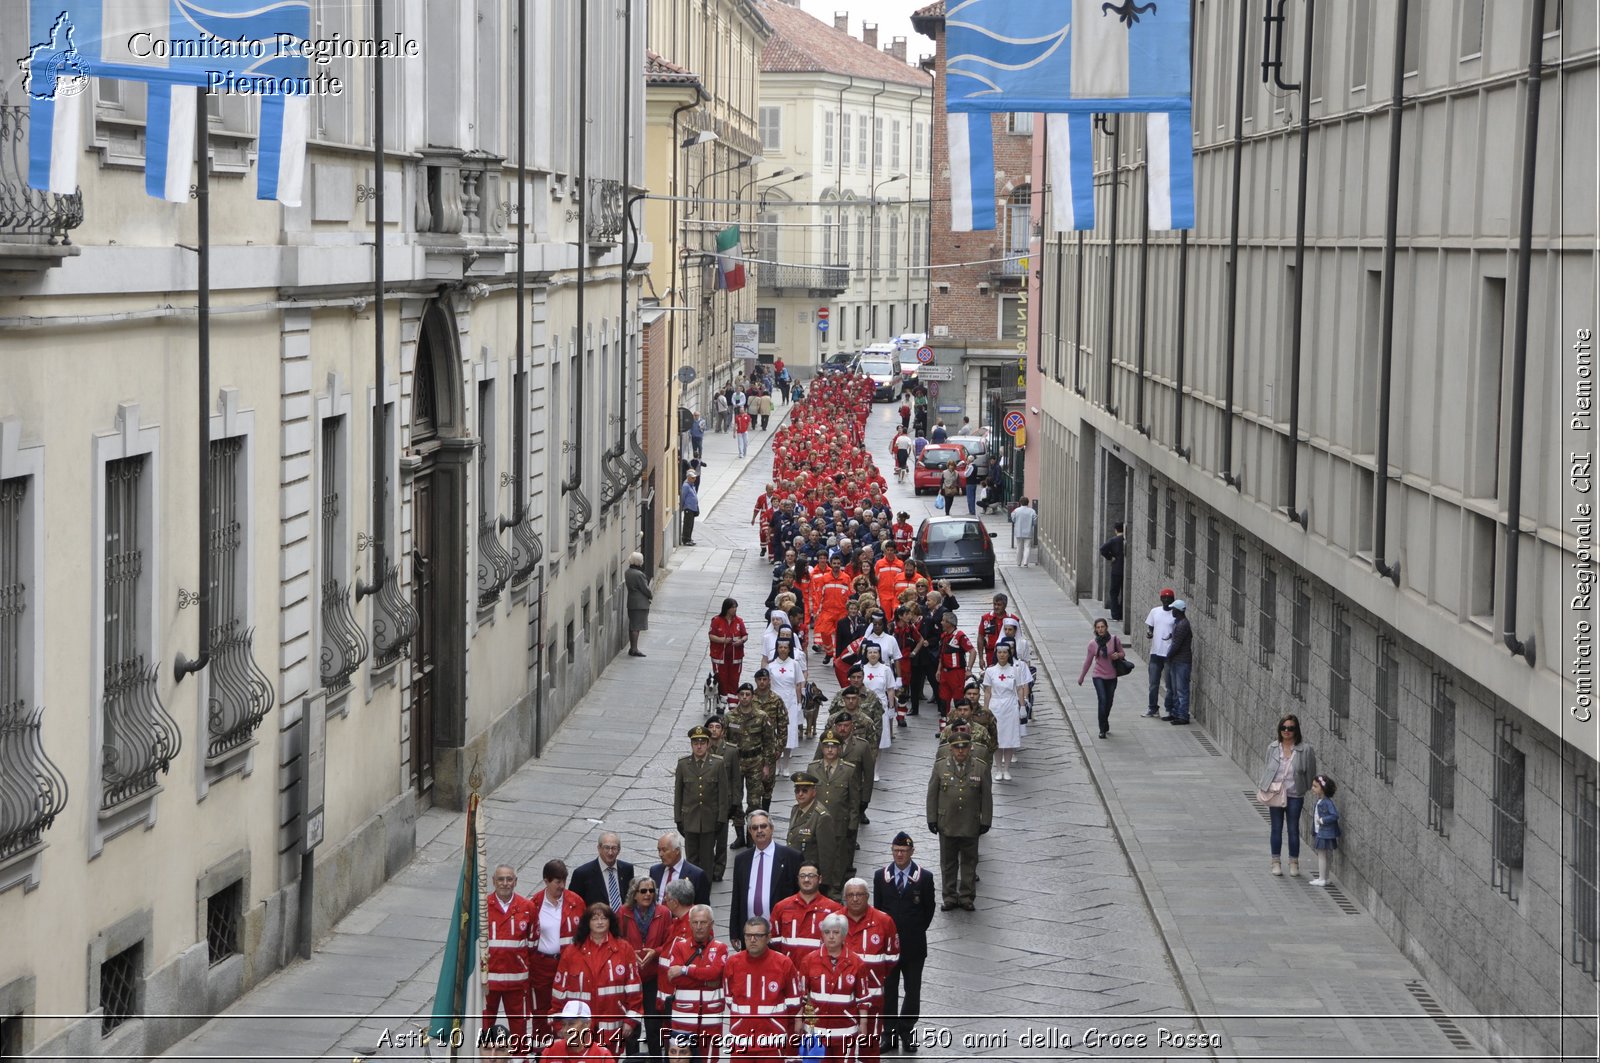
[407,298,470,800]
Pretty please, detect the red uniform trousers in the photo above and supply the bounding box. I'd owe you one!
[528,951,562,1042]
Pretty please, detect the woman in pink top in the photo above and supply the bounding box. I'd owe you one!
[1076,619,1127,740]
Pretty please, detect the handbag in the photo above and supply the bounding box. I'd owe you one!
[1113,656,1136,677]
[1255,780,1287,808]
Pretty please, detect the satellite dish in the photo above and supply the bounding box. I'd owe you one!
[677,366,697,384]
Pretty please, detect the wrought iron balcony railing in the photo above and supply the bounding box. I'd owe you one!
[626,432,648,484]
[510,511,543,584]
[476,515,514,608]
[993,254,1029,279]
[567,485,593,541]
[320,577,369,695]
[0,98,84,246]
[0,701,69,862]
[205,620,274,761]
[100,656,182,810]
[372,559,419,669]
[585,178,625,246]
[759,264,850,294]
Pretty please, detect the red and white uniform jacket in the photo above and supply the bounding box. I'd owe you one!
[891,523,913,554]
[938,631,974,675]
[723,948,801,1052]
[818,574,852,618]
[977,611,1020,666]
[553,937,643,1054]
[655,910,692,1006]
[843,908,900,1013]
[666,935,731,1033]
[534,889,590,957]
[769,892,842,967]
[539,1037,616,1061]
[485,891,536,990]
[710,615,748,667]
[797,948,871,1043]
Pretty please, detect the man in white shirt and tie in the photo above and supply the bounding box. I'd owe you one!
[570,832,636,912]
[650,830,712,906]
[727,811,801,947]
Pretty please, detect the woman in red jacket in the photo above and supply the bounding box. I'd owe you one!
[615,878,673,1059]
[796,913,873,1062]
[708,598,748,696]
[553,904,643,1058]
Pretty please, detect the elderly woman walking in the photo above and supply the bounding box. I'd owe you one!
[625,552,652,657]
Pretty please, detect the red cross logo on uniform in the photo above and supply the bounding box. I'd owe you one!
[997,673,1009,682]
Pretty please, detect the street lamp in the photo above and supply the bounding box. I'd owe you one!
[869,174,909,340]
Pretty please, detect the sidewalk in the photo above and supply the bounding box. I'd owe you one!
[992,544,1488,1060]
[684,400,792,524]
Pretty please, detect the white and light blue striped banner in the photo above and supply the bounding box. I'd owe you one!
[1146,110,1195,231]
[1045,112,1095,232]
[145,83,196,202]
[948,111,997,232]
[257,94,309,206]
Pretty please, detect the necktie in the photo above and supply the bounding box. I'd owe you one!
[665,866,676,886]
[896,869,907,891]
[606,866,621,911]
[753,851,767,917]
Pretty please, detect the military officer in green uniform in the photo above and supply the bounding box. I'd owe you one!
[807,729,862,894]
[725,683,782,846]
[750,669,789,807]
[936,703,993,767]
[926,735,992,911]
[704,714,743,880]
[675,725,729,873]
[817,693,879,823]
[786,771,848,898]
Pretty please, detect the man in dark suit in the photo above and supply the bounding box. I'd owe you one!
[650,830,712,907]
[872,832,937,1053]
[568,832,635,911]
[726,810,801,947]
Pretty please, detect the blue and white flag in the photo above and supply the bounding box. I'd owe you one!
[946,0,1191,114]
[1045,113,1095,232]
[948,111,997,232]
[257,94,309,206]
[145,83,196,202]
[1146,110,1195,230]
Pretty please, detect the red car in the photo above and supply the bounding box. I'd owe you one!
[914,444,968,494]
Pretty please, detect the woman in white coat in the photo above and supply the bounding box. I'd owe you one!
[981,640,1031,781]
[858,642,901,752]
[998,618,1037,730]
[765,633,808,752]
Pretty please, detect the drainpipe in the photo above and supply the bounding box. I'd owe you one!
[175,104,213,683]
[1283,0,1313,528]
[504,0,529,532]
[1173,231,1190,460]
[1100,115,1119,414]
[356,0,388,605]
[616,0,633,476]
[667,92,704,454]
[1502,0,1545,666]
[1072,232,1084,395]
[1372,0,1410,586]
[563,0,589,510]
[868,80,888,335]
[1218,0,1248,489]
[1133,135,1150,436]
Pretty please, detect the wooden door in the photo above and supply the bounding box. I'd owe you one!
[410,468,436,795]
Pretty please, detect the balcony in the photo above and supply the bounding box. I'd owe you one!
[990,254,1029,283]
[0,97,83,275]
[415,148,512,274]
[584,177,625,248]
[759,264,850,297]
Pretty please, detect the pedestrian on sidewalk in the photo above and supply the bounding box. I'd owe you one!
[757,388,774,429]
[713,391,730,433]
[625,552,652,657]
[1009,497,1037,567]
[680,471,700,546]
[1257,714,1318,877]
[964,471,981,515]
[1143,588,1178,718]
[734,407,752,457]
[1165,601,1193,724]
[689,411,706,461]
[1099,522,1126,620]
[1076,619,1128,739]
[1308,775,1341,886]
[930,420,948,444]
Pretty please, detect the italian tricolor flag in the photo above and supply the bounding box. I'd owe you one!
[715,225,746,292]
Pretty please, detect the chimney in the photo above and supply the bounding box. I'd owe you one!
[834,12,848,32]
[888,36,908,62]
[863,22,878,49]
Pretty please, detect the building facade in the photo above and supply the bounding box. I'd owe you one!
[911,1,1033,440]
[1022,1,1596,1058]
[755,3,933,370]
[0,0,646,1057]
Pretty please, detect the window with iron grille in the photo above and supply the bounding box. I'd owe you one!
[1290,578,1310,700]
[1258,561,1277,665]
[1329,605,1351,737]
[1574,771,1598,977]
[319,416,367,695]
[205,437,272,763]
[476,379,512,608]
[206,880,241,965]
[1145,480,1157,558]
[1427,673,1455,836]
[757,308,776,344]
[1182,504,1197,584]
[101,456,180,809]
[1204,518,1219,617]
[1374,635,1398,783]
[1229,536,1246,642]
[1163,493,1177,570]
[1490,718,1525,900]
[99,942,141,1035]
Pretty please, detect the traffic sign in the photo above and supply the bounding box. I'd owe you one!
[1004,411,1026,436]
[817,320,829,332]
[817,307,830,319]
[916,345,934,364]
[916,365,955,381]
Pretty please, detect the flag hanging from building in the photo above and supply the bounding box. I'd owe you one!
[428,794,485,1049]
[948,112,997,232]
[1044,113,1095,232]
[942,0,1194,232]
[1145,110,1195,230]
[715,226,746,292]
[22,0,312,203]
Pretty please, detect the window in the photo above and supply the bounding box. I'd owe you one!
[841,114,852,167]
[1574,771,1598,977]
[759,106,782,151]
[1005,187,1033,259]
[1204,519,1220,617]
[913,121,925,173]
[1403,0,1421,76]
[1163,493,1178,571]
[824,111,836,165]
[757,307,777,344]
[760,210,779,272]
[206,881,242,965]
[1374,636,1399,783]
[1459,0,1485,57]
[888,214,899,278]
[1330,605,1351,737]
[1229,535,1246,642]
[1290,578,1310,699]
[1000,296,1022,339]
[1546,0,1564,34]
[822,210,834,265]
[890,119,902,172]
[206,435,272,764]
[1182,505,1197,584]
[855,214,866,273]
[1007,112,1034,134]
[1350,0,1372,90]
[1491,718,1525,900]
[1145,481,1158,559]
[873,116,884,170]
[1258,561,1277,665]
[1427,673,1456,836]
[100,942,141,1035]
[857,115,868,168]
[854,305,862,341]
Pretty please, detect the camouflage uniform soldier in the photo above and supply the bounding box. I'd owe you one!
[751,669,789,808]
[725,683,781,844]
[675,726,729,873]
[705,714,743,879]
[812,713,873,866]
[805,733,861,897]
[786,771,848,897]
[926,736,992,910]
[826,666,885,748]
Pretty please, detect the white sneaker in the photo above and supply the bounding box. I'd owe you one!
[1270,861,1283,876]
[874,773,881,782]
[1308,878,1329,887]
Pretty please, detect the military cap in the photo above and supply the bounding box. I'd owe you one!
[820,729,843,745]
[949,735,973,749]
[847,663,865,677]
[790,771,820,787]
[892,831,915,847]
[687,725,710,741]
[753,667,771,679]
[840,687,861,698]
[704,715,725,729]
[738,681,755,693]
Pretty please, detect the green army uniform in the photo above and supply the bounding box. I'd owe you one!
[787,772,850,899]
[706,735,743,877]
[675,734,729,874]
[725,702,782,818]
[936,722,994,764]
[804,758,861,895]
[926,744,993,908]
[827,688,885,747]
[751,690,789,805]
